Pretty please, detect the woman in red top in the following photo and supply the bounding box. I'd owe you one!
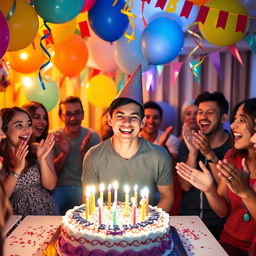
[176,98,256,256]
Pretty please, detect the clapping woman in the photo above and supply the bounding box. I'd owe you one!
[0,107,57,215]
[176,98,256,256]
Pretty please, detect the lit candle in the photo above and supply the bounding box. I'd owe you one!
[144,187,149,216]
[91,186,96,213]
[100,183,105,203]
[140,189,146,222]
[134,185,138,207]
[112,201,117,226]
[108,184,112,210]
[98,198,103,225]
[124,185,130,216]
[131,197,136,225]
[85,187,90,221]
[113,181,118,204]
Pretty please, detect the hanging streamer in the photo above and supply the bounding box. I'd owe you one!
[39,21,52,90]
[6,0,16,21]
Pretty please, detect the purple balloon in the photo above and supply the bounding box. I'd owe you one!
[0,10,9,59]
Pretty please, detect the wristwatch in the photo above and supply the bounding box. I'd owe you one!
[208,155,219,164]
[9,170,20,179]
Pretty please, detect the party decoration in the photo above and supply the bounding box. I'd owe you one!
[0,0,39,51]
[0,60,10,91]
[199,0,248,47]
[156,101,177,130]
[87,29,117,72]
[244,33,256,53]
[24,75,59,111]
[33,0,84,24]
[170,62,183,86]
[188,0,210,6]
[208,51,222,79]
[82,0,96,12]
[88,0,129,42]
[39,17,77,44]
[0,11,9,59]
[53,34,88,77]
[189,59,202,83]
[146,0,199,32]
[86,75,117,107]
[141,18,184,65]
[114,30,150,74]
[6,34,45,74]
[228,45,243,65]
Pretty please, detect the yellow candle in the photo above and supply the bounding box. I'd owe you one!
[85,187,90,221]
[100,183,105,203]
[124,185,130,216]
[144,187,149,216]
[140,189,146,221]
[91,186,96,213]
[134,185,138,207]
[108,184,112,210]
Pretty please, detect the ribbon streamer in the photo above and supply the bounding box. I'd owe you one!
[189,58,205,83]
[121,0,136,43]
[39,21,52,90]
[6,0,16,21]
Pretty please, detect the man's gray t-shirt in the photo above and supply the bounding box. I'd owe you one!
[82,138,173,205]
[53,127,100,186]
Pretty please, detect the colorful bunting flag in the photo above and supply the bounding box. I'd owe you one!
[228,45,243,65]
[189,59,202,83]
[216,10,229,30]
[180,0,194,19]
[209,51,222,79]
[244,33,256,53]
[170,62,183,86]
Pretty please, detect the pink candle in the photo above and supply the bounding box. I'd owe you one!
[98,198,102,225]
[131,197,136,225]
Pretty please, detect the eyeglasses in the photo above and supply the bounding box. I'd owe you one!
[62,110,83,118]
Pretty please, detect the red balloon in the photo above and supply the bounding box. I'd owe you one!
[82,0,96,12]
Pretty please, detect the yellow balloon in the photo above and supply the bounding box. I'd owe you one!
[39,17,77,44]
[199,0,248,47]
[0,0,39,51]
[86,75,117,108]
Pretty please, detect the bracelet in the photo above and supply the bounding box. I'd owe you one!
[9,171,20,179]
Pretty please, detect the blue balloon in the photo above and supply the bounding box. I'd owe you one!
[141,18,184,65]
[88,0,129,42]
[33,0,84,24]
[114,30,151,74]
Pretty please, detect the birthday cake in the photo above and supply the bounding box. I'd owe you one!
[57,202,173,256]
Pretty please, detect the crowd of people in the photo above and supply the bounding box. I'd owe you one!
[0,66,255,256]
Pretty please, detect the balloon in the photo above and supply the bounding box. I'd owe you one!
[189,0,210,6]
[88,0,129,42]
[0,11,9,59]
[157,101,177,130]
[24,75,59,111]
[53,34,88,77]
[199,0,248,47]
[114,30,150,74]
[6,34,45,74]
[82,0,96,12]
[131,0,199,32]
[87,29,117,72]
[39,17,77,44]
[33,0,84,24]
[86,75,117,107]
[0,0,39,51]
[141,18,184,65]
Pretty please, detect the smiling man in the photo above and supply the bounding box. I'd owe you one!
[52,96,100,215]
[177,91,232,239]
[82,66,174,213]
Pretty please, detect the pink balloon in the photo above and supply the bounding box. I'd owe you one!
[0,11,9,59]
[87,28,117,72]
[82,0,96,12]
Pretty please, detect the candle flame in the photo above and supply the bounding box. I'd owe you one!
[124,185,130,194]
[113,181,119,190]
[100,183,105,192]
[108,184,112,191]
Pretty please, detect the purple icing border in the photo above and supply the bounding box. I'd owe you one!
[58,233,172,256]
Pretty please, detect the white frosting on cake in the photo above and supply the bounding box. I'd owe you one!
[57,203,172,255]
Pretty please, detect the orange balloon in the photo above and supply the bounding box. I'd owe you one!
[188,0,210,6]
[6,34,45,74]
[0,0,39,51]
[53,34,88,77]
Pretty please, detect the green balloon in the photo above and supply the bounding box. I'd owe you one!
[25,76,59,111]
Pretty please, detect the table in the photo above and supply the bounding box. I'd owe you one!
[3,215,228,256]
[3,215,23,237]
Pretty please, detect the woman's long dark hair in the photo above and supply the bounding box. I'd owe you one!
[22,101,49,142]
[0,107,37,170]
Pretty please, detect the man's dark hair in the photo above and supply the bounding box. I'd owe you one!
[58,96,84,117]
[143,101,163,119]
[109,97,144,119]
[195,92,229,115]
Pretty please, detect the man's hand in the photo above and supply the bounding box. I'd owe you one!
[192,130,213,158]
[80,131,93,156]
[158,126,173,147]
[56,132,70,154]
[182,123,198,154]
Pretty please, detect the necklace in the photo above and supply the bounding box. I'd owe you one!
[242,201,251,222]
